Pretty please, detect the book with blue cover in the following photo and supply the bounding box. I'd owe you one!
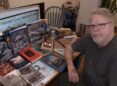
[41,52,66,72]
[8,26,30,55]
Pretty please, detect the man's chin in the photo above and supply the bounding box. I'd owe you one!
[93,38,103,45]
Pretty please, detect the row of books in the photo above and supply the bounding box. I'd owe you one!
[0,18,67,86]
[0,46,66,86]
[0,19,47,63]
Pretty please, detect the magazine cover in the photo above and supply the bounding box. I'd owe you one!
[8,26,30,55]
[19,64,45,86]
[0,70,31,86]
[32,60,58,85]
[27,19,47,49]
[9,55,30,69]
[41,52,66,72]
[19,47,43,63]
[0,62,14,76]
[0,35,13,63]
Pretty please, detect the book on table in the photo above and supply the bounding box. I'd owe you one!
[9,55,30,69]
[0,70,31,86]
[40,52,66,72]
[19,47,43,63]
[31,60,58,85]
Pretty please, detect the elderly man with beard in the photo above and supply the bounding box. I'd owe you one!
[60,8,117,86]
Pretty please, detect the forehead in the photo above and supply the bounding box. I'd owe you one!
[90,14,109,23]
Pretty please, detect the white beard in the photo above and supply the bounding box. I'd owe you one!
[92,36,104,46]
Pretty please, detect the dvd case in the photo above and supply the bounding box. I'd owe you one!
[41,52,66,72]
[8,26,30,55]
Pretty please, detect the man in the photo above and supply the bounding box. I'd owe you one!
[64,8,117,86]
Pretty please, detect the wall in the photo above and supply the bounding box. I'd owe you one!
[9,0,66,9]
[8,0,117,27]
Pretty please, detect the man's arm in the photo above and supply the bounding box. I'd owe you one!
[64,44,79,83]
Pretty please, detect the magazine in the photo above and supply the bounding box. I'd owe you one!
[19,64,45,86]
[0,70,31,86]
[32,60,58,85]
[8,26,30,55]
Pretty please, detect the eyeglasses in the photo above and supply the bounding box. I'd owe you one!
[87,22,112,29]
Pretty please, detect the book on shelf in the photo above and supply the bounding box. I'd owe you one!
[9,55,30,69]
[32,60,58,85]
[41,52,66,72]
[0,34,13,63]
[0,62,15,76]
[0,70,31,86]
[27,19,47,49]
[8,26,30,55]
[19,47,43,63]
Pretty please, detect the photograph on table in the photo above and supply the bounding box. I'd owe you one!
[41,41,54,51]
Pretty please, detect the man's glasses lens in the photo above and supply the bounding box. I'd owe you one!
[87,22,112,29]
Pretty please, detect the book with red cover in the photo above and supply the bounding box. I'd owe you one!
[19,47,43,63]
[0,62,15,76]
